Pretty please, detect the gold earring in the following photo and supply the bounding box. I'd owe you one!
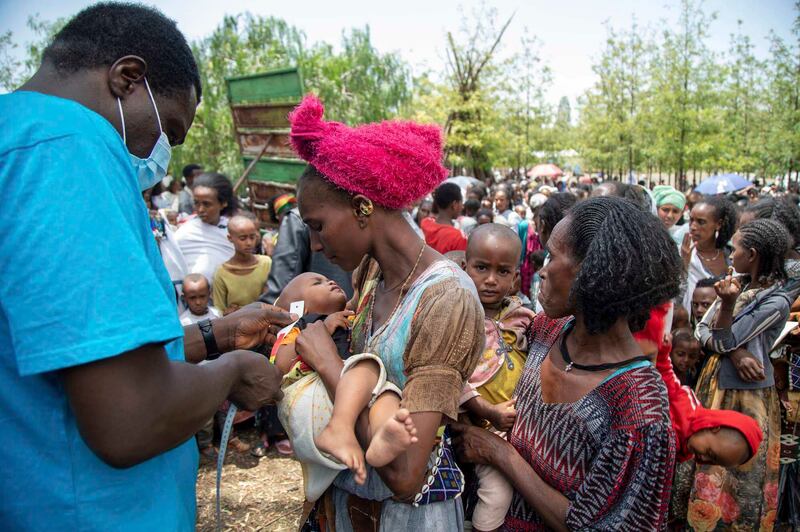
[359,200,374,217]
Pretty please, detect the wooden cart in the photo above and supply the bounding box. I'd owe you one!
[225,67,307,227]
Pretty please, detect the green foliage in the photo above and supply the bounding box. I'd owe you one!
[578,0,800,185]
[0,15,65,91]
[4,4,800,184]
[171,15,411,179]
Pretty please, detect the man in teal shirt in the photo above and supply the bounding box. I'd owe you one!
[0,3,290,529]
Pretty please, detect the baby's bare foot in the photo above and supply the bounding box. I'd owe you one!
[315,421,367,484]
[366,408,418,467]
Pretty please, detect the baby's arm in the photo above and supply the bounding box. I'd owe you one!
[463,395,517,432]
[273,342,300,375]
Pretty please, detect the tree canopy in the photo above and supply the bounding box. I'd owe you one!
[2,2,800,184]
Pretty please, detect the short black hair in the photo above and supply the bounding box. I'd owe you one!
[469,183,487,200]
[567,196,683,334]
[466,223,521,260]
[738,219,789,284]
[192,172,237,216]
[695,276,721,289]
[671,328,697,346]
[744,198,800,247]
[599,181,650,211]
[464,198,480,216]
[432,182,462,210]
[476,209,494,221]
[183,163,203,178]
[530,248,547,268]
[695,195,738,248]
[538,193,577,237]
[43,2,201,100]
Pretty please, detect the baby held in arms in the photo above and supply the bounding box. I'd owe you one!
[271,272,417,489]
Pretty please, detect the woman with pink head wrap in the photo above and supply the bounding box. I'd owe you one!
[287,95,484,530]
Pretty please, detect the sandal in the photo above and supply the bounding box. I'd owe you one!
[275,438,293,456]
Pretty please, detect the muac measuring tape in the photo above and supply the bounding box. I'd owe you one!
[216,300,303,531]
[216,402,238,531]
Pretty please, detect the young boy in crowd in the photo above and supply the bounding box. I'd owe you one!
[212,215,272,315]
[459,224,535,532]
[270,272,417,500]
[179,274,221,325]
[691,276,720,327]
[669,328,701,385]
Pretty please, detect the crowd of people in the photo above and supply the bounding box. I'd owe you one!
[2,3,800,531]
[136,91,800,531]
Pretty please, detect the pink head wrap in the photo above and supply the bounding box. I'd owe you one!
[288,94,449,210]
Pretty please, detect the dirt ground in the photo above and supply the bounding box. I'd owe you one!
[196,426,304,531]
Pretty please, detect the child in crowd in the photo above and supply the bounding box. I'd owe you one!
[690,276,719,327]
[179,274,221,325]
[459,224,534,532]
[671,306,690,330]
[669,328,701,385]
[634,304,762,467]
[179,273,230,457]
[270,272,417,501]
[212,215,272,315]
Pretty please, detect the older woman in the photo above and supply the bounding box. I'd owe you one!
[174,172,236,288]
[454,196,682,530]
[287,95,484,530]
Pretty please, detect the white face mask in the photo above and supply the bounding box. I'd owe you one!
[117,78,172,191]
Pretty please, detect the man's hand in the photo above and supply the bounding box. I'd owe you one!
[227,350,284,410]
[229,304,295,350]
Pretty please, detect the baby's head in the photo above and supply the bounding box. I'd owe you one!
[183,273,211,316]
[465,223,521,308]
[277,273,347,315]
[670,328,701,375]
[687,408,763,467]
